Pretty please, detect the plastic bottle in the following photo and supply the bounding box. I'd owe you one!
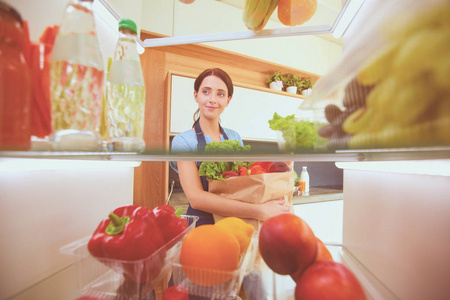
[50,0,104,151]
[105,18,146,152]
[299,166,310,196]
[0,1,31,150]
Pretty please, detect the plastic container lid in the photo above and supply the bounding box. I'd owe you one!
[119,18,137,34]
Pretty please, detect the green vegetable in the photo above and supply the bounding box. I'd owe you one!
[198,140,253,181]
[268,112,317,151]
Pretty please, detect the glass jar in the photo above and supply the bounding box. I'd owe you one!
[0,1,31,150]
[50,0,104,151]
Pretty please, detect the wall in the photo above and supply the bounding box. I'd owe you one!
[0,159,137,299]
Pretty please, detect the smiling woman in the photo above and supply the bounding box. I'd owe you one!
[170,68,290,228]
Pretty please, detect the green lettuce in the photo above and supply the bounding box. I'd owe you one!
[198,140,253,181]
[269,112,317,151]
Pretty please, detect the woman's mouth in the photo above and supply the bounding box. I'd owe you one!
[206,106,218,110]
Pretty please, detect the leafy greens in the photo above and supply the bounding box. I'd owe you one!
[198,140,253,181]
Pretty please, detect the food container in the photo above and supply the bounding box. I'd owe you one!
[171,231,259,299]
[60,215,198,300]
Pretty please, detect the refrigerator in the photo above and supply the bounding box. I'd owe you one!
[1,0,449,299]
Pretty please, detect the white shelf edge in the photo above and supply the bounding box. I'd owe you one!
[142,25,332,48]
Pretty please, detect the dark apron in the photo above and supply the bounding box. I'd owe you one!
[186,121,229,227]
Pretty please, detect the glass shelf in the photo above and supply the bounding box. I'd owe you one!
[1,147,449,163]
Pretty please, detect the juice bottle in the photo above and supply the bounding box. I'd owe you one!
[50,0,104,151]
[299,166,310,196]
[105,19,146,152]
[0,1,31,150]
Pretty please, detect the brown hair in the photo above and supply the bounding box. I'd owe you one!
[192,68,234,127]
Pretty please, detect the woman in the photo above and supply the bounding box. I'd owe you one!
[171,68,290,226]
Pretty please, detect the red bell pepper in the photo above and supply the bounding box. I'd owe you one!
[250,161,272,172]
[238,166,248,176]
[153,205,188,247]
[248,164,267,175]
[88,205,166,283]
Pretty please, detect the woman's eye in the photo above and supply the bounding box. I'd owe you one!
[202,90,210,95]
[218,92,225,97]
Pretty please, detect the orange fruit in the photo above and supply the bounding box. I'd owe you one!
[278,0,318,27]
[179,225,240,286]
[215,217,254,255]
[316,238,333,261]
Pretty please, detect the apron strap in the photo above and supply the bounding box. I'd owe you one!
[189,120,229,226]
[194,121,229,152]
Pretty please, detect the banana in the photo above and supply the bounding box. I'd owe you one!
[357,41,401,86]
[243,0,259,26]
[392,26,450,79]
[243,0,279,31]
[382,2,450,41]
[256,0,280,31]
[342,107,372,135]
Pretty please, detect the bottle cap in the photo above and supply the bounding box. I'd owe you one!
[118,18,137,34]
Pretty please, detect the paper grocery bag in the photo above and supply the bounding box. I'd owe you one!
[210,171,295,231]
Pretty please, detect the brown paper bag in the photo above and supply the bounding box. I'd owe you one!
[210,171,295,231]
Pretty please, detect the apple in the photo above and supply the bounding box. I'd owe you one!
[163,285,189,300]
[259,214,317,276]
[315,238,333,261]
[269,161,291,173]
[295,260,366,300]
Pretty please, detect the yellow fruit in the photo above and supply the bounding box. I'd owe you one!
[215,217,255,255]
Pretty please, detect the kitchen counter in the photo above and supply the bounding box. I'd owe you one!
[292,186,343,205]
[169,187,343,214]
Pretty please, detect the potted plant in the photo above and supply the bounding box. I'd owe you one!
[283,74,300,94]
[266,72,284,91]
[299,77,314,96]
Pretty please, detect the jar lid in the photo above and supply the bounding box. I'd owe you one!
[0,1,23,26]
[118,18,137,34]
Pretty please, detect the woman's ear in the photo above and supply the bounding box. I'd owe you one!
[226,96,231,106]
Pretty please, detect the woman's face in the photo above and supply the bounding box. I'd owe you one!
[194,75,231,121]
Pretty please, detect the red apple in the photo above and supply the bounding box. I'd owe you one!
[259,214,317,276]
[295,260,366,300]
[163,285,189,300]
[315,238,333,261]
[269,161,291,173]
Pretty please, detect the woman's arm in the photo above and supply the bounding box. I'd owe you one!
[177,161,290,221]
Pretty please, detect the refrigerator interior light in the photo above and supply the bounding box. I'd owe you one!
[0,158,141,172]
[331,0,366,39]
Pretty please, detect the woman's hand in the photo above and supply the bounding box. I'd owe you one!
[258,198,291,221]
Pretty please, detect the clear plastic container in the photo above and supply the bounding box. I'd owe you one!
[50,0,104,151]
[105,18,146,152]
[171,231,259,299]
[60,215,198,300]
[302,0,450,151]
